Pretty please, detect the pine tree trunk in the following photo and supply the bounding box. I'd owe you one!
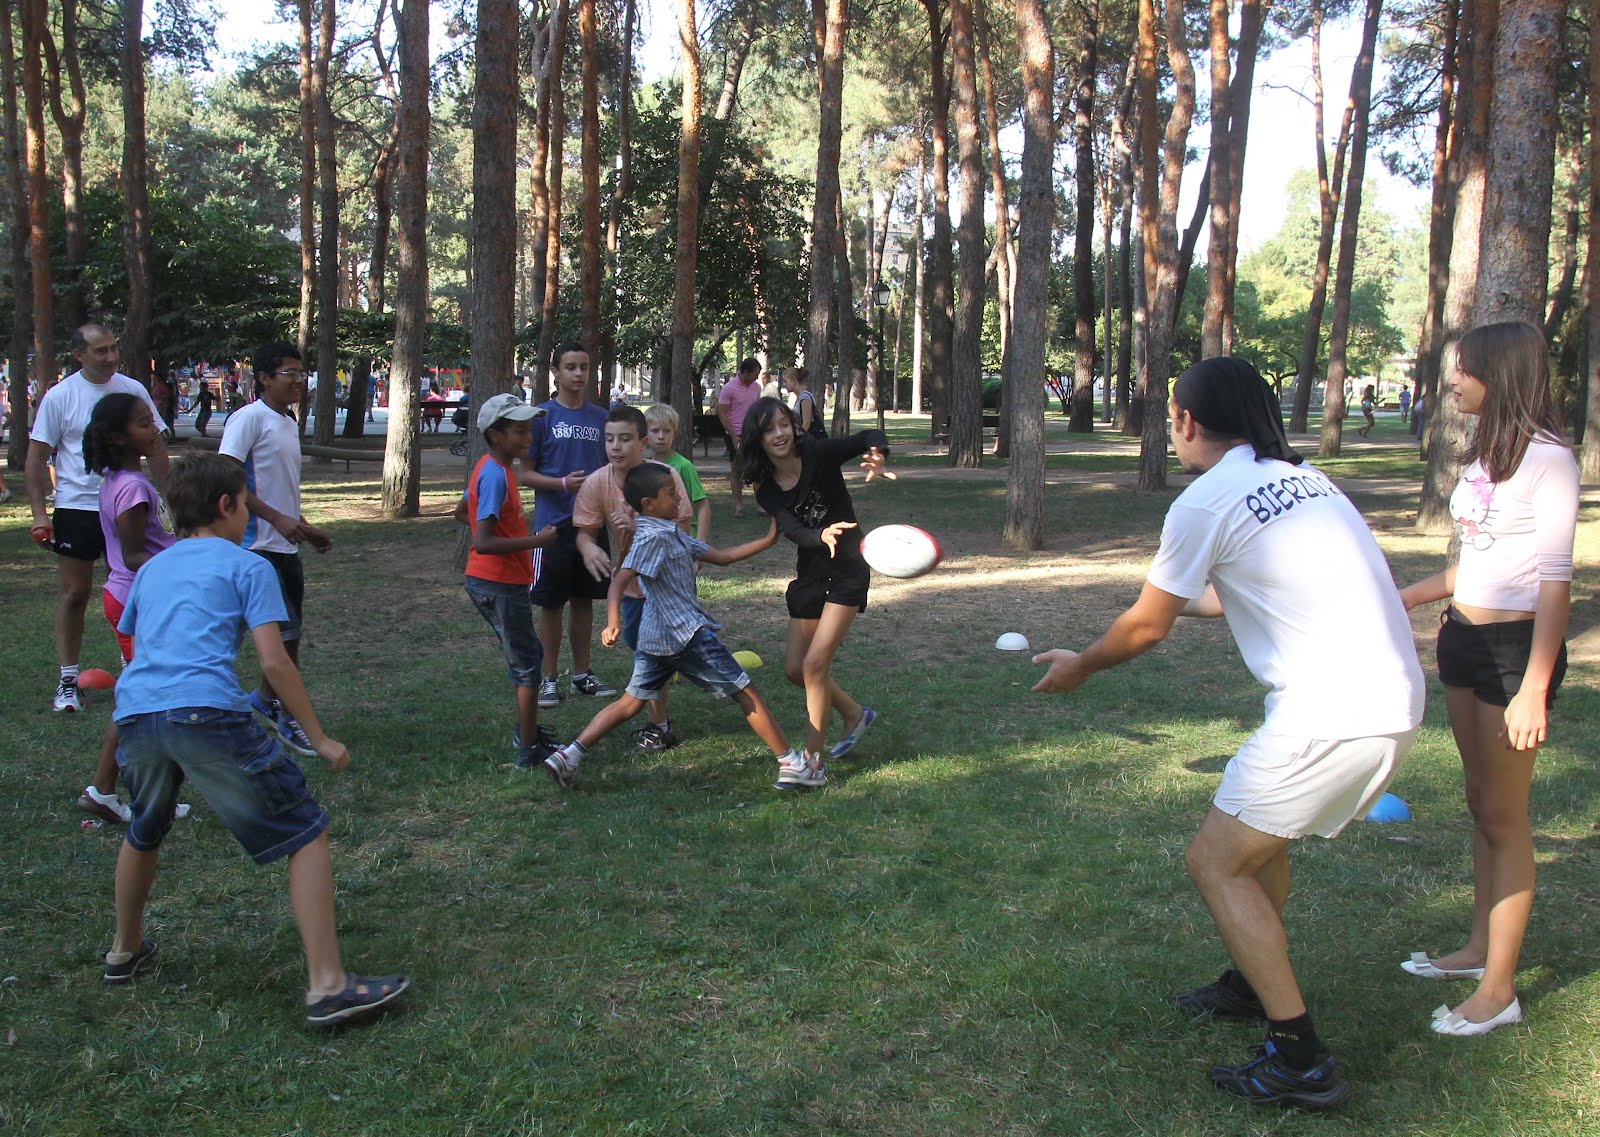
[605,0,635,258]
[297,0,315,371]
[1543,148,1580,340]
[921,0,953,443]
[312,0,339,445]
[1,0,32,467]
[381,0,428,519]
[1005,0,1052,550]
[1418,0,1496,532]
[670,0,703,445]
[1068,0,1099,432]
[1220,0,1265,353]
[911,148,926,416]
[120,0,150,386]
[535,2,570,395]
[1584,0,1600,479]
[1318,0,1381,460]
[947,0,986,468]
[803,0,848,413]
[21,0,51,390]
[578,0,602,393]
[40,0,86,329]
[975,0,1012,432]
[1411,0,1459,460]
[1200,0,1230,358]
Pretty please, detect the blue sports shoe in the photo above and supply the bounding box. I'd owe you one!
[250,692,317,758]
[828,707,877,760]
[1209,1040,1350,1110]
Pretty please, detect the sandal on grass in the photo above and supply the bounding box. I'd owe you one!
[305,971,409,1027]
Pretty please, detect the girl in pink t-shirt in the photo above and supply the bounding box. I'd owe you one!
[77,394,179,825]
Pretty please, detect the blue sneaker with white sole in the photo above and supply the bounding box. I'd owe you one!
[828,707,877,760]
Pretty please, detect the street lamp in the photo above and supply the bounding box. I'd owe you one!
[873,278,891,431]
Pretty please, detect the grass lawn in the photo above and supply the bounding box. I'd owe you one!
[3,434,1597,1136]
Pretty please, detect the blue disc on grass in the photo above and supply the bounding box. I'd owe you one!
[1364,792,1412,823]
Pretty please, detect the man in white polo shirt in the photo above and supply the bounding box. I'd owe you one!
[1032,358,1423,1111]
[220,341,332,757]
[27,324,169,713]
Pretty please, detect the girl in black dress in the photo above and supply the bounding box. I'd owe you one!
[738,397,892,787]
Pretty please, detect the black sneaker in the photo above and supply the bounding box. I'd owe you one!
[515,740,559,770]
[103,937,158,984]
[630,722,679,752]
[570,671,618,698]
[512,724,560,751]
[1167,970,1266,1021]
[1209,1040,1350,1110]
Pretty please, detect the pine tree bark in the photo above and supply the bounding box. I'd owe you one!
[120,0,151,386]
[312,0,339,445]
[1136,0,1195,491]
[1411,0,1459,460]
[1220,0,1266,352]
[472,0,520,432]
[1200,0,1231,357]
[803,0,848,412]
[1005,0,1052,550]
[1418,0,1496,531]
[605,0,635,258]
[578,0,602,391]
[20,0,50,390]
[535,1,570,394]
[669,0,703,443]
[39,0,86,329]
[1068,0,1100,433]
[975,0,1012,438]
[947,0,986,467]
[910,148,926,416]
[920,0,953,443]
[1318,0,1382,459]
[1584,0,1600,479]
[1543,148,1580,340]
[297,0,316,370]
[1,0,31,467]
[529,0,568,399]
[382,0,427,517]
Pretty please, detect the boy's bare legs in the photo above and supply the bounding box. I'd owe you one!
[732,686,789,755]
[568,598,594,675]
[783,605,861,757]
[93,720,121,796]
[111,840,160,956]
[287,833,348,1001]
[575,693,647,747]
[537,604,565,681]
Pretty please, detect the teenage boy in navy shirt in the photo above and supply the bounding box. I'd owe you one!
[104,452,406,1026]
[517,341,618,709]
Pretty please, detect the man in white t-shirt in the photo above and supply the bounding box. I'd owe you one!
[26,324,169,713]
[1032,358,1423,1111]
[220,342,332,757]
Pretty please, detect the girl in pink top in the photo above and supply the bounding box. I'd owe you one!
[1398,321,1579,1037]
[78,394,179,825]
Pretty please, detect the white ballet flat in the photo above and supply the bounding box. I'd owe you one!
[1401,951,1486,980]
[1430,997,1522,1037]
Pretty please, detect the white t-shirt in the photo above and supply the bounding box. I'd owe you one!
[219,399,303,555]
[1450,435,1578,611]
[30,371,167,511]
[1146,444,1424,738]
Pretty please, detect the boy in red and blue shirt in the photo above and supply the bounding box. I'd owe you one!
[462,393,559,768]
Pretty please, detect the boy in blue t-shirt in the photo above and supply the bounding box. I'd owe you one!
[517,341,618,709]
[105,453,407,1027]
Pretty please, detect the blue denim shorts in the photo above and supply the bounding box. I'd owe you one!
[465,575,544,688]
[116,708,329,864]
[626,627,750,700]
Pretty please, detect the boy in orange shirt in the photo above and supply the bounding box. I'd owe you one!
[461,393,558,767]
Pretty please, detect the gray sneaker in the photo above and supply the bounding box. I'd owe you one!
[630,722,679,752]
[537,676,562,709]
[774,749,827,790]
[542,745,581,788]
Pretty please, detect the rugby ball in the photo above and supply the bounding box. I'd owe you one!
[77,668,116,690]
[860,524,942,579]
[732,650,764,671]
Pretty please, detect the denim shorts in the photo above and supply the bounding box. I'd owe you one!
[465,575,544,688]
[626,626,750,701]
[254,549,305,641]
[116,707,329,864]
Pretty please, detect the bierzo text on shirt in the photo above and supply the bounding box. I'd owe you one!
[1243,469,1344,526]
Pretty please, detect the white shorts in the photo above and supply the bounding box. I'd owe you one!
[1214,726,1419,840]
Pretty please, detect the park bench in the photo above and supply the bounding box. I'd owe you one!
[934,412,1002,449]
[692,412,730,458]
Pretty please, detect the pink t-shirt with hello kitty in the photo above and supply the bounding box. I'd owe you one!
[98,468,175,603]
[1449,434,1578,611]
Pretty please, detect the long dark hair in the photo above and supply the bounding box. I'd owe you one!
[82,393,143,475]
[1454,320,1565,482]
[736,396,804,488]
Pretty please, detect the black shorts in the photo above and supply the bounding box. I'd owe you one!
[53,508,104,562]
[1437,607,1565,708]
[529,520,610,608]
[785,570,869,620]
[254,549,305,642]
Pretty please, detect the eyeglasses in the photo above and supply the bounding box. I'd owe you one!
[271,369,307,378]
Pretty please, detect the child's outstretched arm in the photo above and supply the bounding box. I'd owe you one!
[601,568,637,647]
[252,625,348,770]
[701,518,781,566]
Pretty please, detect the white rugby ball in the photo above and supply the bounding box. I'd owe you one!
[860,523,943,579]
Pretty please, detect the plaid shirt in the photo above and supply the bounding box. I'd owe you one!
[623,515,717,655]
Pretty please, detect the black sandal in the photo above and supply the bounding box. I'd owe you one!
[305,970,409,1026]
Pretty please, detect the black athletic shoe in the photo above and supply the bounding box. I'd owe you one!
[1168,970,1267,1021]
[1209,1040,1350,1110]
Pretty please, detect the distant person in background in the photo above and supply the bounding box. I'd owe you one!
[194,381,215,438]
[760,370,782,400]
[1398,384,1412,424]
[1355,385,1376,438]
[783,367,825,439]
[1410,390,1426,439]
[716,358,763,519]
